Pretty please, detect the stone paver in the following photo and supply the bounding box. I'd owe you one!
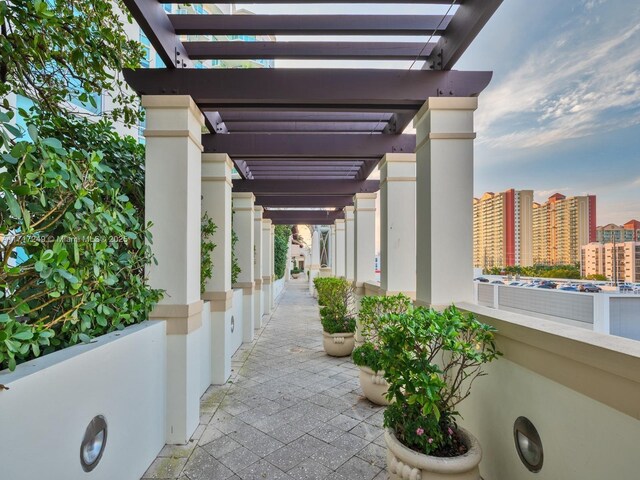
[142,281,389,480]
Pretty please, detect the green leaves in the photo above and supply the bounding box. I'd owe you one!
[0,111,163,372]
[378,306,501,455]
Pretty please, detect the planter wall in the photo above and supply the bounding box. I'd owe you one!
[199,301,212,395]
[230,288,245,354]
[273,277,285,302]
[322,331,355,357]
[358,366,390,406]
[0,322,166,480]
[385,428,481,480]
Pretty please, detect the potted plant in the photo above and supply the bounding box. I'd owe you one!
[352,294,412,405]
[378,306,500,480]
[318,278,356,356]
[290,267,301,279]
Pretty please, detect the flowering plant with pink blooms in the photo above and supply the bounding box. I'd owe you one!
[379,306,501,457]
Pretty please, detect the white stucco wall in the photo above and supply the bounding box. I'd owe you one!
[199,301,212,395]
[230,288,244,354]
[273,277,285,302]
[0,321,166,480]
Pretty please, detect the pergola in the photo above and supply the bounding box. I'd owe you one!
[123,0,500,224]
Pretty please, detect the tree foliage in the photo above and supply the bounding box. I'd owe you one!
[201,214,217,294]
[0,111,162,371]
[0,0,144,125]
[485,264,581,279]
[273,225,290,280]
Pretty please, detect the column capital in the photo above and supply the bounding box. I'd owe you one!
[335,219,346,229]
[354,192,377,211]
[414,97,478,132]
[262,218,272,227]
[232,192,256,210]
[254,205,264,219]
[141,95,204,124]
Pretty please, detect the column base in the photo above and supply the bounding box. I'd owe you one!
[254,278,264,329]
[150,301,203,445]
[234,282,255,342]
[204,291,234,385]
[262,275,273,314]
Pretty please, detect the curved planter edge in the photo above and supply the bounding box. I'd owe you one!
[358,366,390,406]
[322,331,355,357]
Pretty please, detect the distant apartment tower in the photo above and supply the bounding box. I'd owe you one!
[581,241,640,283]
[596,220,640,243]
[532,193,596,265]
[473,189,533,268]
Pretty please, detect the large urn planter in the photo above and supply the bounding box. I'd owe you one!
[358,366,390,406]
[385,428,482,480]
[291,273,300,279]
[322,331,355,357]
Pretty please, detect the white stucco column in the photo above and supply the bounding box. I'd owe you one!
[353,193,377,295]
[345,206,355,282]
[232,192,255,343]
[415,97,477,307]
[143,95,203,444]
[254,206,264,328]
[270,224,276,306]
[261,219,273,314]
[202,153,233,385]
[334,219,346,278]
[329,225,336,275]
[380,153,416,298]
[309,227,321,294]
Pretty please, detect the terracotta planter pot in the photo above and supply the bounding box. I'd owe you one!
[358,366,390,406]
[385,427,482,480]
[322,331,355,357]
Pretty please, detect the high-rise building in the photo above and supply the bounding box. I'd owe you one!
[473,189,533,268]
[532,193,596,265]
[581,241,640,283]
[596,220,640,243]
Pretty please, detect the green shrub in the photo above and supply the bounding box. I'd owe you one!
[315,277,355,334]
[231,227,240,285]
[352,342,383,371]
[0,112,162,371]
[321,315,356,335]
[379,306,500,457]
[352,294,412,371]
[273,225,290,280]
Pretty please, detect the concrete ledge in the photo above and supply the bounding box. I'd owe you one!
[459,302,640,420]
[151,301,203,334]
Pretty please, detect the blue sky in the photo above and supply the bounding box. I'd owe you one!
[251,1,640,225]
[456,0,640,224]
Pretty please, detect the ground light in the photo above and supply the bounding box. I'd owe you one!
[514,416,543,472]
[80,415,108,472]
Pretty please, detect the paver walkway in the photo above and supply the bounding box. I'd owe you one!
[143,280,388,480]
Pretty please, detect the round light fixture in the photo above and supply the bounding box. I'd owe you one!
[513,416,543,473]
[231,315,235,333]
[80,415,108,472]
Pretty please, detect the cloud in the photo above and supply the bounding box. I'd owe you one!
[476,11,640,150]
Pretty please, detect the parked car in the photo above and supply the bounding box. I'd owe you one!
[491,280,504,285]
[536,281,557,289]
[578,284,601,293]
[559,285,578,292]
[619,283,634,293]
[509,281,522,286]
[474,277,489,283]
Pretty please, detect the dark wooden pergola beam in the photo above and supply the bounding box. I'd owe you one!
[203,133,415,157]
[160,0,456,3]
[224,121,387,133]
[218,111,392,122]
[122,0,191,68]
[233,179,380,195]
[184,41,436,61]
[426,0,503,70]
[170,14,452,36]
[123,69,493,109]
[255,196,355,208]
[244,158,370,165]
[263,210,345,225]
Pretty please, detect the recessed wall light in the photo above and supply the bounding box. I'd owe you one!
[513,416,543,473]
[231,315,235,333]
[80,415,108,472]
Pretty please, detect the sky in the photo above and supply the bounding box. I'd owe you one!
[457,0,640,225]
[248,0,640,226]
